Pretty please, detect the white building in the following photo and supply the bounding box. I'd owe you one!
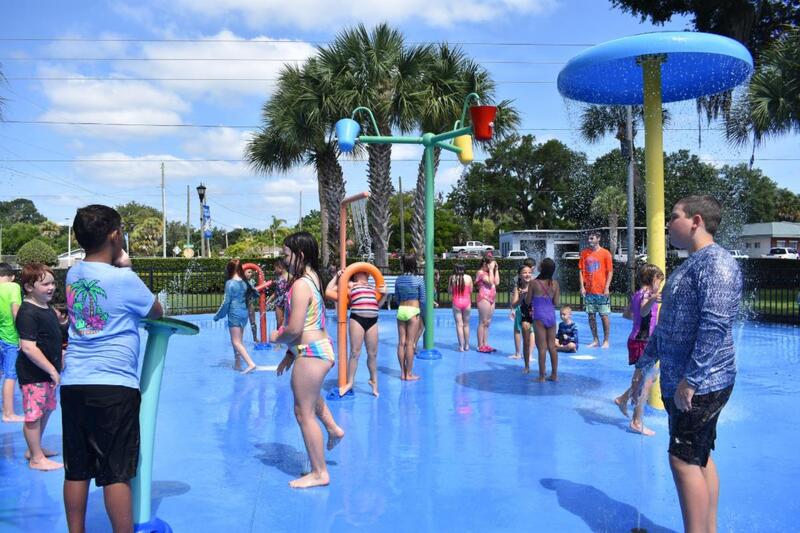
[738,222,800,255]
[499,226,647,263]
[58,249,85,268]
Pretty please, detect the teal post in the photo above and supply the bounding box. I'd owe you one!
[133,317,199,533]
[418,137,440,358]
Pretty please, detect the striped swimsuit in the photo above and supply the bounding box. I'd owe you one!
[349,283,379,331]
[286,276,335,364]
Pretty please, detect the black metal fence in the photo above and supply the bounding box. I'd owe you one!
[39,258,800,324]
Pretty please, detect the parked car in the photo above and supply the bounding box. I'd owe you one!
[506,250,528,259]
[561,251,580,260]
[451,241,494,255]
[615,249,648,262]
[727,249,748,258]
[762,247,799,259]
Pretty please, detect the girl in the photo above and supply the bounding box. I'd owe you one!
[530,258,560,382]
[394,253,424,381]
[245,268,259,342]
[448,264,473,351]
[214,259,257,373]
[475,253,500,353]
[325,270,386,396]
[272,232,344,488]
[267,259,290,328]
[614,263,664,436]
[509,264,534,373]
[509,259,536,360]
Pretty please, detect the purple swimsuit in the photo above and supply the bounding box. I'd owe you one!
[532,279,556,328]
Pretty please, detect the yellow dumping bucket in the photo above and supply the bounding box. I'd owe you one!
[454,134,473,164]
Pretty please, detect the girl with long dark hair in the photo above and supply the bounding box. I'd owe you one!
[214,259,257,373]
[530,258,560,381]
[271,232,344,488]
[448,263,473,351]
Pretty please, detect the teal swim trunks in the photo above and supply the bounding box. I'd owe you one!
[585,294,611,315]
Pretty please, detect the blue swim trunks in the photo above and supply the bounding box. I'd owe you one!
[0,339,19,380]
[585,294,611,316]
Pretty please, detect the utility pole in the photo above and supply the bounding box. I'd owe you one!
[161,162,167,258]
[399,176,405,255]
[186,185,190,250]
[299,190,303,229]
[197,184,207,258]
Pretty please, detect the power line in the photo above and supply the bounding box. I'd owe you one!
[0,56,566,64]
[2,157,795,163]
[5,76,554,83]
[0,37,594,47]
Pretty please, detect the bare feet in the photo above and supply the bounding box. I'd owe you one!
[289,471,330,489]
[534,375,546,382]
[629,421,655,436]
[241,364,257,374]
[406,374,421,381]
[588,340,599,348]
[327,426,345,450]
[29,457,63,471]
[25,448,58,460]
[601,341,610,349]
[508,354,522,359]
[522,367,530,374]
[340,382,354,396]
[2,414,24,423]
[547,374,559,382]
[614,396,629,418]
[368,380,379,397]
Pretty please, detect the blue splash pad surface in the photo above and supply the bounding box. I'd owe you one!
[1,310,797,532]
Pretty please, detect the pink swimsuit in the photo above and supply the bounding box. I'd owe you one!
[451,276,472,310]
[475,271,496,304]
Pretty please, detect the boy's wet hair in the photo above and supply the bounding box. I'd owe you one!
[588,231,602,239]
[20,263,54,293]
[401,253,417,274]
[677,195,722,235]
[0,262,14,277]
[637,263,665,287]
[73,205,122,253]
[561,305,572,313]
[523,258,536,268]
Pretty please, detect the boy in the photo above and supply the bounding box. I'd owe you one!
[635,195,741,533]
[579,232,613,348]
[0,262,24,422]
[555,305,579,353]
[61,205,162,532]
[16,263,64,470]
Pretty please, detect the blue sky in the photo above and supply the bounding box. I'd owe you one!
[1,0,797,232]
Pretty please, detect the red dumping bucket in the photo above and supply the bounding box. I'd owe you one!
[469,105,497,141]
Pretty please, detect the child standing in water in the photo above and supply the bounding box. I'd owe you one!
[214,259,257,373]
[272,232,344,488]
[325,270,385,396]
[394,253,424,381]
[530,258,560,382]
[266,259,290,328]
[615,263,664,435]
[509,259,535,360]
[475,253,499,353]
[448,264,473,352]
[510,264,534,373]
[15,263,64,471]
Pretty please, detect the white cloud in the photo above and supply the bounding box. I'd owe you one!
[37,67,189,139]
[119,30,316,99]
[182,127,252,159]
[436,163,465,192]
[74,152,247,186]
[170,0,557,29]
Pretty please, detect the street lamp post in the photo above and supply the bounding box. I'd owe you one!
[196,183,207,258]
[335,93,495,359]
[65,218,73,267]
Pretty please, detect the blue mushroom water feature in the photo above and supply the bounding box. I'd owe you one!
[557,31,753,407]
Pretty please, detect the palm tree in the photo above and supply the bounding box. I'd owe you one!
[726,27,800,152]
[591,185,627,258]
[246,58,345,266]
[318,23,432,266]
[408,44,520,264]
[267,215,288,256]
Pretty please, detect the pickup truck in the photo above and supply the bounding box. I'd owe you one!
[451,241,494,255]
[762,247,799,259]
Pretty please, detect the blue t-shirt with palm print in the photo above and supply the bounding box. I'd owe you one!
[63,261,155,389]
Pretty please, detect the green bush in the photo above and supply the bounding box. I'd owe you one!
[17,239,58,266]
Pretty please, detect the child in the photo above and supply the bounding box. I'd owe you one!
[272,231,344,488]
[614,264,664,435]
[61,205,162,532]
[530,258,560,382]
[326,270,386,396]
[266,259,289,328]
[555,305,579,353]
[448,263,473,352]
[510,264,534,373]
[475,254,499,353]
[634,195,741,533]
[509,259,535,360]
[214,259,257,373]
[15,263,64,470]
[244,268,260,342]
[394,253,424,380]
[0,262,24,422]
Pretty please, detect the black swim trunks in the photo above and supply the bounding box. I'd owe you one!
[664,385,733,467]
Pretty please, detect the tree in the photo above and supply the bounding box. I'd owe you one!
[294,209,322,246]
[267,216,288,255]
[0,199,46,225]
[17,239,58,266]
[2,223,39,254]
[774,189,800,222]
[408,43,519,266]
[130,217,162,257]
[115,201,161,229]
[318,23,431,266]
[246,58,345,266]
[726,27,800,148]
[591,185,627,255]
